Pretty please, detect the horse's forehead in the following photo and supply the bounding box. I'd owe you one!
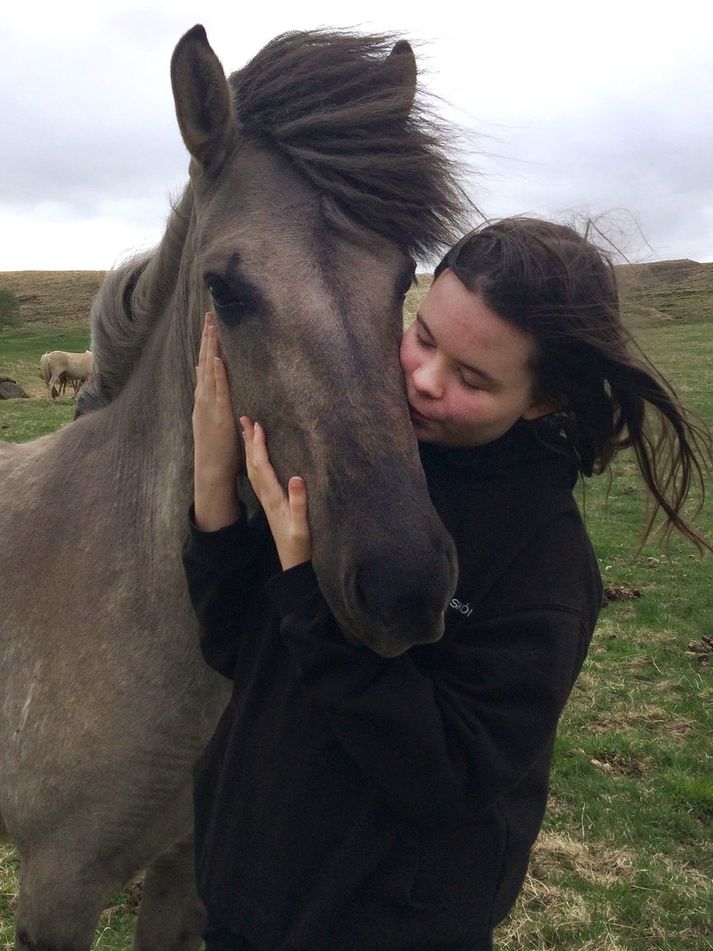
[195,140,404,289]
[210,140,319,221]
[194,145,318,260]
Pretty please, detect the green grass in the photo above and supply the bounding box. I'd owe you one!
[1,285,712,950]
[498,294,713,950]
[0,398,76,442]
[0,328,90,358]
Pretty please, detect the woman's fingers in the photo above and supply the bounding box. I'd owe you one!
[195,315,227,403]
[213,354,231,403]
[197,312,217,392]
[192,313,241,530]
[239,418,311,569]
[207,314,218,360]
[288,477,309,530]
[193,316,238,455]
[240,417,259,490]
[241,418,280,503]
[249,420,271,470]
[239,416,255,465]
[240,418,299,509]
[204,321,218,399]
[196,314,208,388]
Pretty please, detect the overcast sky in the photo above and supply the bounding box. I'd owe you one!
[1,0,711,269]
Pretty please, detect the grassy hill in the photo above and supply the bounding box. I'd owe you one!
[2,257,712,333]
[0,270,105,328]
[1,258,711,406]
[616,258,713,327]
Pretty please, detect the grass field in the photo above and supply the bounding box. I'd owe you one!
[0,265,711,950]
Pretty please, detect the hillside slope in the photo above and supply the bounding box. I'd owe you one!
[1,259,712,333]
[616,259,713,326]
[0,271,105,328]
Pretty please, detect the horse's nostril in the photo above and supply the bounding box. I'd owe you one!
[352,552,451,625]
[354,560,409,621]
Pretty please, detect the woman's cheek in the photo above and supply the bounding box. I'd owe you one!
[399,334,416,376]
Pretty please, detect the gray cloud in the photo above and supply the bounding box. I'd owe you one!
[2,3,712,267]
[466,61,713,263]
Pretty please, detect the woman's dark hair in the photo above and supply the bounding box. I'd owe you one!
[435,217,712,551]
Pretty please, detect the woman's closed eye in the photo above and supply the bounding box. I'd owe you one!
[459,374,482,391]
[416,335,436,350]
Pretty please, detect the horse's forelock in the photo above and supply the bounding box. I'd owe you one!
[229,31,471,258]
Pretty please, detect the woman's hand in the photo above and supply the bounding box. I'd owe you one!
[192,313,241,532]
[241,416,312,571]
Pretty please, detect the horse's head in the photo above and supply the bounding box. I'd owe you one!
[171,26,463,657]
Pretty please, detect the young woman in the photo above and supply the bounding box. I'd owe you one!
[183,218,710,951]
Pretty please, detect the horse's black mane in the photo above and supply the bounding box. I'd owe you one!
[78,31,469,413]
[230,31,468,258]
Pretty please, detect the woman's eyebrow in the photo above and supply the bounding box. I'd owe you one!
[416,314,501,388]
[416,314,435,338]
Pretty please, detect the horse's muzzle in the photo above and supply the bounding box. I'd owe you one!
[331,534,458,656]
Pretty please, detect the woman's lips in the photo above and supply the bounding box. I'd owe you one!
[408,402,434,425]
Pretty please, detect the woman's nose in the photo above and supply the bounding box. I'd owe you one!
[412,360,444,399]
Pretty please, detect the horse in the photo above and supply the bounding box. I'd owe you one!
[40,350,94,398]
[0,25,466,950]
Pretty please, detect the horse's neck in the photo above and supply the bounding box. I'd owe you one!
[91,304,198,533]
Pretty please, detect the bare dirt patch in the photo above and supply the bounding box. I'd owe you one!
[685,635,712,669]
[584,704,695,739]
[602,584,641,605]
[589,750,651,777]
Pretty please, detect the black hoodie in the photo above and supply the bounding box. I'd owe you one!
[182,419,602,950]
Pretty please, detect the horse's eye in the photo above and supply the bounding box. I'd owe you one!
[207,277,242,309]
[205,273,265,325]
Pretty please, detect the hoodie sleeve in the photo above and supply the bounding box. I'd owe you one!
[182,507,277,678]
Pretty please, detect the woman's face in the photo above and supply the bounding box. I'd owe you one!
[400,269,553,447]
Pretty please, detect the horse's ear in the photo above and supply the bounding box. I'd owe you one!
[386,40,417,119]
[171,25,237,175]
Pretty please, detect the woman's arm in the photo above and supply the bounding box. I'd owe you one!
[183,313,274,678]
[183,508,276,678]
